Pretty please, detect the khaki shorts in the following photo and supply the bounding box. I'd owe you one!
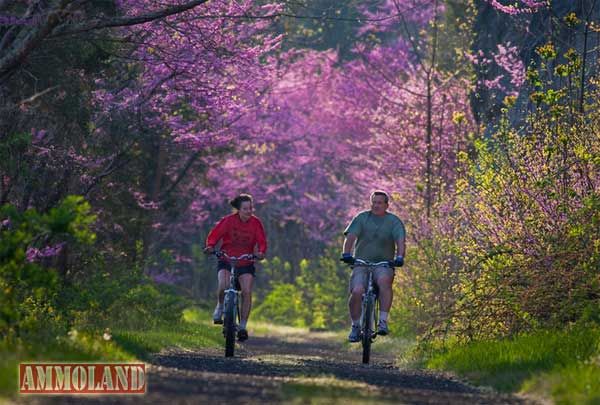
[349,265,394,293]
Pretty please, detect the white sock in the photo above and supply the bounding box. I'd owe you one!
[352,319,360,327]
[240,320,247,330]
[379,311,388,322]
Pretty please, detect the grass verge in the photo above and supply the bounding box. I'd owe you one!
[0,306,221,400]
[424,324,600,404]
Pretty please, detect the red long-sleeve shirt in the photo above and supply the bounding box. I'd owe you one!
[206,213,267,267]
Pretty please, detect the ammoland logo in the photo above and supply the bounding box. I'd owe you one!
[19,363,146,394]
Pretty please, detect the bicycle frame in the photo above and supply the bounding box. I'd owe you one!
[214,250,255,357]
[223,257,240,328]
[362,268,378,334]
[352,258,393,364]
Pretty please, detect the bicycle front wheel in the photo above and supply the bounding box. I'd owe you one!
[223,292,236,357]
[362,296,373,364]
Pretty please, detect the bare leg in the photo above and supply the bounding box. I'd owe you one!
[348,287,364,321]
[376,276,394,312]
[217,269,230,305]
[238,273,254,324]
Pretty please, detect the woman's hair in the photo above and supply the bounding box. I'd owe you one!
[229,193,253,210]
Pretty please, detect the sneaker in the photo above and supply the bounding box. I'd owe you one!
[237,328,248,341]
[348,325,361,343]
[377,320,389,336]
[212,305,223,324]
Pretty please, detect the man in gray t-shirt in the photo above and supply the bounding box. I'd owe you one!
[341,190,406,342]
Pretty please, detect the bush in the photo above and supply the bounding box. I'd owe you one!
[254,283,307,327]
[254,249,350,330]
[0,196,95,341]
[106,282,189,330]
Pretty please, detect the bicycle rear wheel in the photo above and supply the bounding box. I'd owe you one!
[362,296,373,364]
[223,292,236,357]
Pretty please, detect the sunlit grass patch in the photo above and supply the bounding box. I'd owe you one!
[251,320,309,336]
[0,331,134,399]
[114,323,222,359]
[343,334,418,366]
[281,375,389,404]
[182,305,208,323]
[426,325,600,403]
[523,359,600,404]
[0,306,222,400]
[113,307,223,358]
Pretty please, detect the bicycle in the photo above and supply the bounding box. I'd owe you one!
[212,250,256,357]
[348,258,394,364]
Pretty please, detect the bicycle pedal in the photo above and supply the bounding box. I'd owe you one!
[213,319,223,325]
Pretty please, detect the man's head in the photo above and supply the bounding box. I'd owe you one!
[370,190,389,216]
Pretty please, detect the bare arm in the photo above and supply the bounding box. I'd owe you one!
[396,238,406,257]
[342,234,357,254]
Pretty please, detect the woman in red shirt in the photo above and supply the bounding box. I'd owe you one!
[204,193,267,341]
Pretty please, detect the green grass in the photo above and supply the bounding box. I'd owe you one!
[0,306,221,399]
[524,361,600,405]
[0,332,135,398]
[113,307,222,359]
[425,325,600,403]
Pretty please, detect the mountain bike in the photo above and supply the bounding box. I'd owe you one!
[350,258,394,364]
[213,250,256,357]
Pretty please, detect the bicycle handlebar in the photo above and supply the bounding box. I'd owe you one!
[213,250,256,261]
[352,258,394,268]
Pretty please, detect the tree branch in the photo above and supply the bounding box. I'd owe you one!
[0,1,68,81]
[50,0,211,37]
[158,151,203,202]
[0,0,210,81]
[18,85,59,106]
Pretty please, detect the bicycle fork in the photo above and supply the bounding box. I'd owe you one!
[223,288,238,333]
[361,270,377,341]
[360,292,376,340]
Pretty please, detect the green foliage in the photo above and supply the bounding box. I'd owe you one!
[254,283,307,327]
[112,307,222,359]
[46,196,96,241]
[0,132,31,182]
[426,325,600,403]
[0,194,189,348]
[0,307,221,399]
[254,248,349,330]
[534,362,600,405]
[106,282,189,330]
[535,42,557,60]
[392,235,459,338]
[278,0,362,60]
[398,43,600,341]
[0,196,95,341]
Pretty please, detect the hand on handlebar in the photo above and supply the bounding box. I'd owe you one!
[204,246,215,255]
[340,253,355,265]
[393,255,404,267]
[254,252,265,260]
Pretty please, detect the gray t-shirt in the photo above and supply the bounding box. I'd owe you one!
[343,211,406,262]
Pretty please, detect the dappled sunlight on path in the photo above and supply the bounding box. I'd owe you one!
[18,326,541,405]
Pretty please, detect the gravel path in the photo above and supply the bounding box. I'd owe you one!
[18,328,542,405]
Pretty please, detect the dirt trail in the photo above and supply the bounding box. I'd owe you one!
[19,328,541,404]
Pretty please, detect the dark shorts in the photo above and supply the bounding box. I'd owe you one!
[217,261,256,277]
